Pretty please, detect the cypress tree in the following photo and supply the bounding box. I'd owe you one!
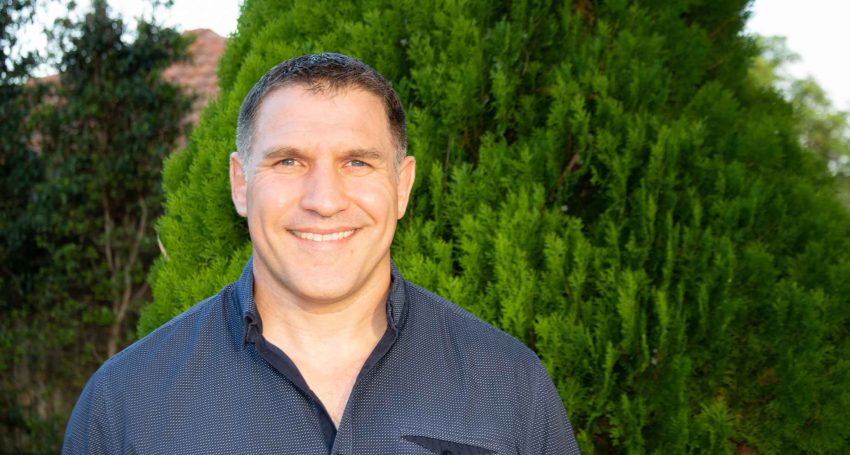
[142,1,850,452]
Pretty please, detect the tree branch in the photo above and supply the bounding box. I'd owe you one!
[102,194,114,275]
[107,197,148,357]
[546,151,582,205]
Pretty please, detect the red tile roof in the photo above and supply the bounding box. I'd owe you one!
[164,28,226,128]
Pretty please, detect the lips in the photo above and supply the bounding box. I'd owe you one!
[290,229,356,242]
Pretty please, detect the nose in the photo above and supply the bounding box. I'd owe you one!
[299,162,349,217]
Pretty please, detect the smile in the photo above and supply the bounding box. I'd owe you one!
[290,229,356,242]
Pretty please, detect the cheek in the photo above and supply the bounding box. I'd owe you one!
[348,181,398,221]
[247,179,295,220]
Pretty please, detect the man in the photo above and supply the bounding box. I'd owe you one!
[63,53,580,454]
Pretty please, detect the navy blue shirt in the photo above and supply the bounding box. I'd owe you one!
[63,258,580,454]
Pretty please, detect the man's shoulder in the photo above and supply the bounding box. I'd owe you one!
[402,279,543,368]
[398,279,578,454]
[91,283,237,385]
[63,283,240,452]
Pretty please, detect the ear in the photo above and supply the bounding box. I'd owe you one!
[230,152,248,217]
[396,155,416,219]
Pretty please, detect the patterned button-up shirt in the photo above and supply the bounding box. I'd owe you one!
[63,257,580,454]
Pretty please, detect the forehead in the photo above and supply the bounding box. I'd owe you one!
[251,85,393,159]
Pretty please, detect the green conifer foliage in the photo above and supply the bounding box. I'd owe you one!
[143,0,850,451]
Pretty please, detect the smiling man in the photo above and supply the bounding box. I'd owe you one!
[63,53,580,454]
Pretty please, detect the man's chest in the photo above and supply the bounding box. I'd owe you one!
[117,376,515,454]
[116,348,520,454]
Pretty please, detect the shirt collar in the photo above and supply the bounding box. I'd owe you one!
[235,256,408,345]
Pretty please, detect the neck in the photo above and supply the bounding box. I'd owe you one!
[251,261,391,350]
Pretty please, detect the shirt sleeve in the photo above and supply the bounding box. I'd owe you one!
[62,370,120,455]
[523,360,582,454]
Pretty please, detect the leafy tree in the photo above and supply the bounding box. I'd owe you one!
[0,0,51,451]
[0,0,46,305]
[751,35,850,200]
[37,0,192,358]
[789,78,850,174]
[0,1,43,302]
[749,35,800,89]
[1,0,192,451]
[144,0,850,452]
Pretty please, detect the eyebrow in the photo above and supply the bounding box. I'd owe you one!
[259,146,305,161]
[344,148,385,161]
[259,146,386,162]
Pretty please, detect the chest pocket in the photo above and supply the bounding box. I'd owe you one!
[400,429,514,455]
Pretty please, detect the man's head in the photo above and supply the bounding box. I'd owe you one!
[236,53,408,170]
[229,53,416,307]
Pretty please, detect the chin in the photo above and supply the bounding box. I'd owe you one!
[294,285,357,305]
[283,270,360,303]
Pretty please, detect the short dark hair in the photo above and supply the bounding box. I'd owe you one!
[236,53,407,167]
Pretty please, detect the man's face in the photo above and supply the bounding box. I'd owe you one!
[230,85,415,305]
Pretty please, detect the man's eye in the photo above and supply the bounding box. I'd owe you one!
[349,160,368,168]
[278,158,297,166]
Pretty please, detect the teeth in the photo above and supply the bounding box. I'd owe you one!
[293,229,355,242]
